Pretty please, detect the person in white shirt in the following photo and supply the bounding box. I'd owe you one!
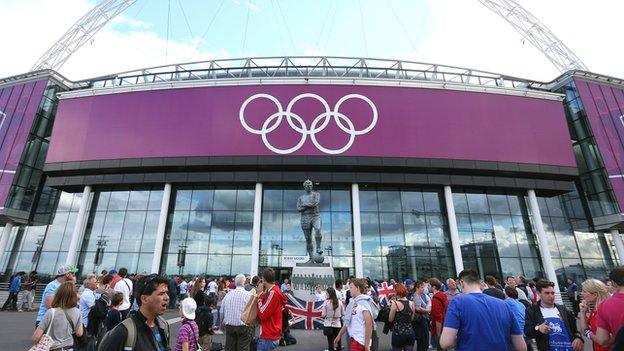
[113,268,133,319]
[334,278,373,351]
[220,274,251,351]
[207,279,218,300]
[179,279,189,300]
[335,280,346,302]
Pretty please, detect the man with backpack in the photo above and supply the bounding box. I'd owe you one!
[99,274,171,350]
[79,273,98,351]
[88,275,114,349]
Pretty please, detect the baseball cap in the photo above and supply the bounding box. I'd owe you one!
[404,279,414,286]
[108,269,118,275]
[57,265,78,276]
[181,297,197,320]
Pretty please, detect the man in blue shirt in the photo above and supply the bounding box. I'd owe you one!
[440,269,527,351]
[36,265,78,327]
[79,273,98,351]
[1,271,25,311]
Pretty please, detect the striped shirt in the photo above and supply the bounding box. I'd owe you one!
[220,287,251,326]
[175,319,199,351]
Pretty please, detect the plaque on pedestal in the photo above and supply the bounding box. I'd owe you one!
[290,260,335,301]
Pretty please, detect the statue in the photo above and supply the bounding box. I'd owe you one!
[297,180,324,264]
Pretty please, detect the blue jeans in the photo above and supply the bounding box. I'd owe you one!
[257,338,279,351]
[215,305,221,327]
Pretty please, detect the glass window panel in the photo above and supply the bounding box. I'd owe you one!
[499,257,523,278]
[174,190,192,211]
[513,216,539,258]
[263,189,282,210]
[546,197,564,217]
[281,212,306,256]
[43,212,69,251]
[332,256,353,269]
[318,189,331,212]
[137,253,154,274]
[283,190,300,211]
[59,212,78,251]
[36,252,59,275]
[214,189,237,210]
[115,252,139,274]
[208,211,235,254]
[561,258,585,282]
[521,257,544,280]
[470,214,493,235]
[423,191,441,213]
[377,190,402,212]
[260,212,282,252]
[140,211,160,252]
[147,190,164,211]
[119,211,147,252]
[491,215,519,257]
[84,211,106,252]
[363,256,383,281]
[379,213,404,255]
[101,211,126,253]
[330,212,353,256]
[181,254,208,276]
[71,193,84,212]
[403,213,427,247]
[575,232,602,259]
[452,193,468,213]
[166,211,190,254]
[401,191,424,214]
[360,213,382,256]
[456,214,472,233]
[233,212,253,253]
[206,255,231,276]
[331,190,351,212]
[359,191,378,211]
[108,191,130,211]
[231,255,251,276]
[487,194,511,215]
[57,192,74,212]
[94,192,111,212]
[236,189,255,211]
[466,192,488,214]
[127,190,150,210]
[507,195,524,216]
[582,259,608,280]
[551,217,580,258]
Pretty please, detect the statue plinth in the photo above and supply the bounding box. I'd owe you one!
[290,259,334,301]
[295,262,330,267]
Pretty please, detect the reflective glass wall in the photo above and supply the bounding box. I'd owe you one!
[359,187,453,282]
[160,185,255,276]
[260,185,354,274]
[453,189,543,280]
[76,187,163,275]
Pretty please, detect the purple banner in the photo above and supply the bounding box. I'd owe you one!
[47,85,575,167]
[0,79,47,208]
[575,80,624,212]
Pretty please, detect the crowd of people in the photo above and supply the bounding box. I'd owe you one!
[4,263,624,350]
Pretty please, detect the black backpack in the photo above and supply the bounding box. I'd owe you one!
[87,295,110,336]
[195,306,214,336]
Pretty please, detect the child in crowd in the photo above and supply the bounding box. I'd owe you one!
[175,298,200,351]
[104,292,124,331]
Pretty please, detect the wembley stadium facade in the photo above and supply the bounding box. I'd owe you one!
[1,56,623,292]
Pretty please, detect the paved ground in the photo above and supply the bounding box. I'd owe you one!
[0,309,593,350]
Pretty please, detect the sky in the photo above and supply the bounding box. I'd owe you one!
[0,0,622,82]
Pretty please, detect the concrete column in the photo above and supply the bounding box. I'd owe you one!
[527,189,563,304]
[444,186,464,274]
[352,183,364,277]
[250,182,263,277]
[65,185,92,266]
[151,183,172,274]
[0,222,14,269]
[611,229,624,266]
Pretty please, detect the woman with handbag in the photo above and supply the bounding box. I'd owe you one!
[31,281,83,351]
[321,287,343,351]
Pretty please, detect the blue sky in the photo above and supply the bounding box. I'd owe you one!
[1,0,623,81]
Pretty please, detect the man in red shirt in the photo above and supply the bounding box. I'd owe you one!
[257,268,287,351]
[595,266,624,347]
[428,278,449,351]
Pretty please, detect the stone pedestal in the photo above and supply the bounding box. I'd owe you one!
[290,260,335,301]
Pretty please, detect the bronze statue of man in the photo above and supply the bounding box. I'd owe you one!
[297,180,322,262]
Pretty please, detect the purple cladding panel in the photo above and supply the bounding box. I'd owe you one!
[47,85,575,167]
[0,79,47,207]
[575,79,624,212]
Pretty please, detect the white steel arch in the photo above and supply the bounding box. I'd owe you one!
[478,0,587,72]
[31,0,136,71]
[32,0,587,74]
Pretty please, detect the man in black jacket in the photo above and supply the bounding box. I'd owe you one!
[99,274,171,351]
[524,280,583,351]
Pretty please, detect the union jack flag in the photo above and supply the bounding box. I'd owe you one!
[376,282,394,306]
[285,293,324,330]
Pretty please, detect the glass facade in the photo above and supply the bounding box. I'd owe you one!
[260,185,354,274]
[160,185,254,276]
[453,189,543,280]
[359,187,453,282]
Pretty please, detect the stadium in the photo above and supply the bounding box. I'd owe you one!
[0,1,623,298]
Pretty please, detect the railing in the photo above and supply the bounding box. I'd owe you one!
[74,56,553,92]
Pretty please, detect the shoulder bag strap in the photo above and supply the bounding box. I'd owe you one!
[45,308,56,335]
[61,308,76,333]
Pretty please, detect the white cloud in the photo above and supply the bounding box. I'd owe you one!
[395,0,624,81]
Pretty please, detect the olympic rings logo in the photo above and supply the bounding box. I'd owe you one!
[239,93,378,155]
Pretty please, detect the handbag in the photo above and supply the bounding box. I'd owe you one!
[62,308,88,348]
[29,308,55,351]
[241,291,260,326]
